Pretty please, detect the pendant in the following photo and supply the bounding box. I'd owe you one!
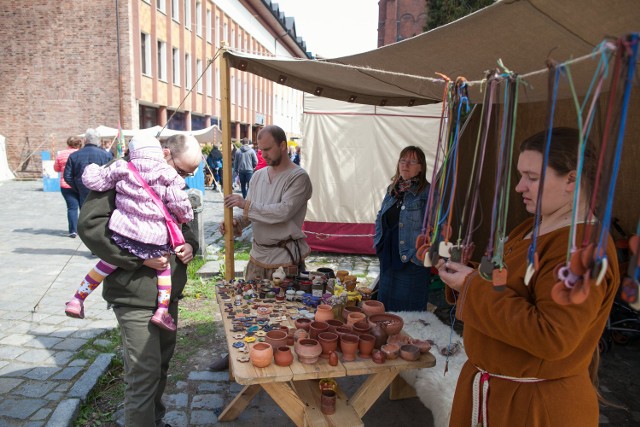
[429,245,440,267]
[551,280,572,305]
[569,274,590,305]
[439,241,454,258]
[450,245,462,263]
[479,256,494,281]
[492,266,507,291]
[595,257,608,286]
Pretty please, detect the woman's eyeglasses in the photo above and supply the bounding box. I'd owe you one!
[399,159,420,166]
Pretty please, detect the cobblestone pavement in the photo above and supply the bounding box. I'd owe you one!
[1,180,637,426]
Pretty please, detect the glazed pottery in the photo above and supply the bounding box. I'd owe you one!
[319,378,338,392]
[293,328,308,342]
[326,319,344,334]
[381,343,400,360]
[352,320,371,336]
[321,389,337,415]
[368,313,404,335]
[328,351,339,366]
[274,346,294,367]
[358,334,375,359]
[309,321,330,339]
[249,342,273,368]
[294,338,323,364]
[361,300,385,317]
[342,305,363,323]
[317,332,339,358]
[346,311,367,327]
[399,344,421,361]
[265,329,288,349]
[294,317,312,331]
[340,333,359,362]
[315,304,335,322]
[372,349,386,364]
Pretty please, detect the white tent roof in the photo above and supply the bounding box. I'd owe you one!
[90,125,222,144]
[225,0,639,105]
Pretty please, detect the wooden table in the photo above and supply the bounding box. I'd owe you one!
[216,288,436,426]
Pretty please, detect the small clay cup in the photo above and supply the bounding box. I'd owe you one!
[309,321,330,340]
[361,300,385,317]
[265,329,288,349]
[320,389,337,415]
[399,344,421,361]
[274,346,294,367]
[352,320,371,336]
[295,317,312,331]
[381,343,400,360]
[326,319,345,334]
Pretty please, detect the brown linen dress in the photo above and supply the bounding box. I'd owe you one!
[449,219,619,427]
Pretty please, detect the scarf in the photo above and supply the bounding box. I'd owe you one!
[391,176,420,199]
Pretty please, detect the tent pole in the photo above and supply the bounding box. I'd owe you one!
[221,46,235,281]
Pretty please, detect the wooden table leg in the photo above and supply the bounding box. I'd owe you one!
[261,381,306,427]
[218,384,261,422]
[389,374,417,400]
[349,368,399,418]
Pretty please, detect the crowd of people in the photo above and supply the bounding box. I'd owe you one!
[53,124,621,426]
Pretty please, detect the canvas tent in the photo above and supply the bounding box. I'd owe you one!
[89,124,222,145]
[0,134,15,181]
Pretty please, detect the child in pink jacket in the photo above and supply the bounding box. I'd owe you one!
[64,135,193,331]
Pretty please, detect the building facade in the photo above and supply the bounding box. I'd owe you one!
[0,0,309,177]
[377,0,427,47]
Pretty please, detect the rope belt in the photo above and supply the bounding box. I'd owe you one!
[254,237,302,269]
[471,366,546,427]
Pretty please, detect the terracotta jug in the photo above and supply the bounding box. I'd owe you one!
[274,346,294,367]
[315,304,334,322]
[249,342,273,368]
[369,320,389,349]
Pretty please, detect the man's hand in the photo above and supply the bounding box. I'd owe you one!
[143,254,170,270]
[219,218,242,237]
[223,194,246,209]
[175,243,194,264]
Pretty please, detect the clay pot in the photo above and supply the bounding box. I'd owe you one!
[309,321,330,340]
[294,338,323,364]
[387,333,412,346]
[369,320,389,349]
[352,320,371,336]
[326,319,344,334]
[319,378,338,392]
[274,346,294,367]
[249,342,273,368]
[358,334,375,359]
[340,333,359,362]
[265,329,288,349]
[334,326,352,352]
[372,349,386,364]
[315,304,335,322]
[328,351,339,366]
[293,328,309,342]
[381,343,400,360]
[361,300,385,317]
[346,312,367,327]
[336,270,350,282]
[411,339,432,354]
[317,267,335,279]
[294,317,312,331]
[321,389,337,415]
[368,313,404,335]
[342,305,363,323]
[317,332,339,358]
[399,344,420,361]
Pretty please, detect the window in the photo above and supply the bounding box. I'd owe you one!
[215,67,220,100]
[206,65,212,96]
[171,0,179,21]
[196,59,202,93]
[231,28,235,48]
[157,41,167,81]
[215,15,220,49]
[223,22,228,43]
[172,48,180,85]
[157,0,166,13]
[185,0,191,30]
[195,2,202,36]
[185,53,192,88]
[206,9,212,43]
[141,32,151,75]
[231,75,235,104]
[140,105,158,128]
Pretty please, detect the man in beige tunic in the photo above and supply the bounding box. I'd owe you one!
[222,125,313,280]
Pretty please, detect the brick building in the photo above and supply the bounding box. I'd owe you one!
[0,0,309,177]
[378,0,428,47]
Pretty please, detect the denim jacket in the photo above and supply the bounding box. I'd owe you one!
[374,184,429,266]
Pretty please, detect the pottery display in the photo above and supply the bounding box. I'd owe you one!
[387,333,412,346]
[274,346,294,367]
[346,311,367,327]
[369,319,389,349]
[294,317,312,331]
[309,321,330,339]
[351,320,371,336]
[358,334,375,359]
[334,326,352,352]
[342,305,363,323]
[411,339,432,354]
[325,319,344,334]
[314,304,335,322]
[249,342,273,368]
[399,344,421,361]
[380,343,400,360]
[368,313,404,335]
[340,333,359,362]
[265,329,288,349]
[294,338,323,364]
[320,389,337,415]
[293,328,309,342]
[328,351,339,366]
[317,332,339,358]
[361,300,385,317]
[372,349,386,364]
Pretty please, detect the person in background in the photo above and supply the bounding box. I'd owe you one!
[374,146,431,311]
[437,128,619,426]
[233,137,258,198]
[254,140,267,171]
[206,143,223,191]
[77,134,201,427]
[54,136,83,237]
[63,128,113,206]
[292,145,301,166]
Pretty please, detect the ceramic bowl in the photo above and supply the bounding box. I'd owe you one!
[399,344,420,361]
[368,313,404,335]
[265,329,288,349]
[380,343,400,360]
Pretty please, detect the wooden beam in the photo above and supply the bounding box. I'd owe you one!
[349,369,399,418]
[389,374,417,400]
[261,381,306,427]
[220,45,234,280]
[218,384,261,421]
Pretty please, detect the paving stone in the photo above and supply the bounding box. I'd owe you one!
[39,314,71,325]
[49,328,76,338]
[52,337,87,351]
[175,380,188,389]
[55,382,72,392]
[46,350,74,365]
[197,382,227,393]
[52,366,83,380]
[0,377,24,393]
[46,398,80,427]
[16,348,53,364]
[23,336,63,349]
[93,338,112,348]
[68,358,88,367]
[0,361,36,376]
[0,398,46,419]
[23,422,45,427]
[191,394,224,410]
[229,382,244,393]
[30,408,53,421]
[14,380,58,398]
[0,345,27,359]
[190,410,219,425]
[188,370,228,381]
[164,410,189,427]
[23,366,61,380]
[68,353,114,399]
[0,334,34,346]
[44,392,65,401]
[164,392,189,408]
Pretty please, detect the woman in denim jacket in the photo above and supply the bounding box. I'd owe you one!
[374,146,431,311]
